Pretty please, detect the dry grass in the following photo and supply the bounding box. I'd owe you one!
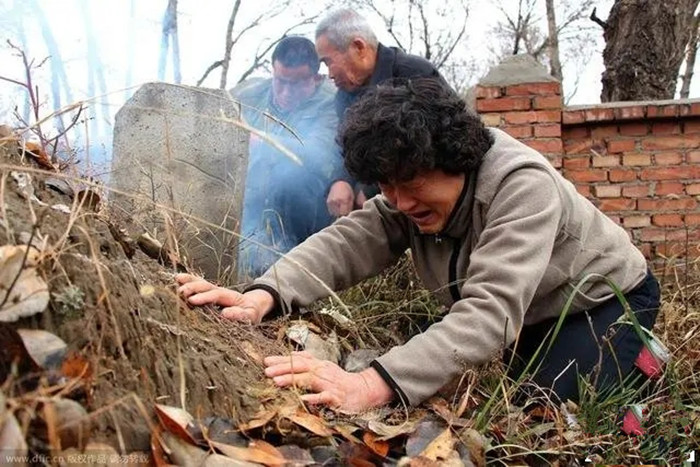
[313,256,700,465]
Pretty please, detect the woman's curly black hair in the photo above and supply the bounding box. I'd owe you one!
[339,77,494,184]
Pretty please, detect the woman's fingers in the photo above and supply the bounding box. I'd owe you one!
[301,391,340,407]
[264,357,313,377]
[270,372,318,389]
[184,288,227,305]
[221,307,259,324]
[175,273,199,285]
[177,278,217,297]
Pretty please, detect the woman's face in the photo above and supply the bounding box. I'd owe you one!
[379,169,465,234]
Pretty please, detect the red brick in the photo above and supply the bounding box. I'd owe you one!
[614,105,645,120]
[622,185,651,198]
[607,139,636,153]
[619,123,649,136]
[638,198,698,211]
[687,183,700,195]
[640,228,693,242]
[622,154,652,166]
[503,125,532,138]
[563,156,590,169]
[566,169,608,183]
[609,169,638,182]
[506,82,561,96]
[563,126,589,139]
[688,151,700,163]
[652,122,681,135]
[598,198,636,211]
[535,110,561,123]
[686,213,700,225]
[623,215,651,228]
[642,135,700,150]
[533,95,562,110]
[575,184,591,197]
[592,155,620,167]
[534,124,561,137]
[475,86,502,99]
[584,108,615,122]
[591,126,619,138]
[653,214,684,227]
[564,139,592,155]
[647,104,678,118]
[562,110,585,124]
[477,96,531,112]
[683,120,700,133]
[594,185,621,198]
[638,243,653,259]
[680,103,693,116]
[656,242,700,258]
[640,167,699,181]
[505,111,537,125]
[654,152,683,165]
[481,113,502,127]
[691,102,700,116]
[525,139,563,154]
[655,182,684,196]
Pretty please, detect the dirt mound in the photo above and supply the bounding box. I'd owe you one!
[0,137,286,453]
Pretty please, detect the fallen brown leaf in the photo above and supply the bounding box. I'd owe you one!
[239,408,276,432]
[154,404,196,444]
[362,431,390,457]
[287,411,334,437]
[212,439,286,465]
[420,428,455,461]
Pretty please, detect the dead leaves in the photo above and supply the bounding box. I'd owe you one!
[211,440,285,465]
[286,410,334,437]
[154,404,198,444]
[151,396,493,465]
[0,245,49,322]
[22,141,56,171]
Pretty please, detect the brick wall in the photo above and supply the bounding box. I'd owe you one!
[475,81,700,264]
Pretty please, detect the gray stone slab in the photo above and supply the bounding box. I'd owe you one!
[480,54,559,87]
[110,82,248,280]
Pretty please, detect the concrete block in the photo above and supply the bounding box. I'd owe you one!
[110,82,248,280]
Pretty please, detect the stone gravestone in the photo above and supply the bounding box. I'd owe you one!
[110,82,247,281]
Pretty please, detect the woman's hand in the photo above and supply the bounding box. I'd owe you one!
[176,273,274,323]
[263,351,394,413]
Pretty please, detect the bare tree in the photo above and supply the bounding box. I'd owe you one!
[545,0,562,81]
[353,0,476,93]
[489,0,597,100]
[158,0,181,84]
[491,0,544,59]
[680,11,700,98]
[597,0,700,102]
[197,1,323,89]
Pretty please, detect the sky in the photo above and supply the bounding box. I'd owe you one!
[0,0,693,172]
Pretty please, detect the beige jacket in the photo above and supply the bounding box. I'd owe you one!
[251,128,648,406]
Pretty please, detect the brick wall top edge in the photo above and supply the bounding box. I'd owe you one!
[562,98,700,126]
[566,97,700,111]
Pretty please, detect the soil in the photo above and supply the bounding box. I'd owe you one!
[0,139,289,452]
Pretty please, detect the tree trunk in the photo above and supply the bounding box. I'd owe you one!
[219,0,242,89]
[680,13,700,98]
[601,0,700,102]
[545,0,563,83]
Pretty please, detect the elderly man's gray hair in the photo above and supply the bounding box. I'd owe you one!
[315,8,378,51]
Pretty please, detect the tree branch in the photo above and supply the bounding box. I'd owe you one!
[196,60,223,87]
[590,7,607,29]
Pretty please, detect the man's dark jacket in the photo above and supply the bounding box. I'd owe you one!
[335,43,446,120]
